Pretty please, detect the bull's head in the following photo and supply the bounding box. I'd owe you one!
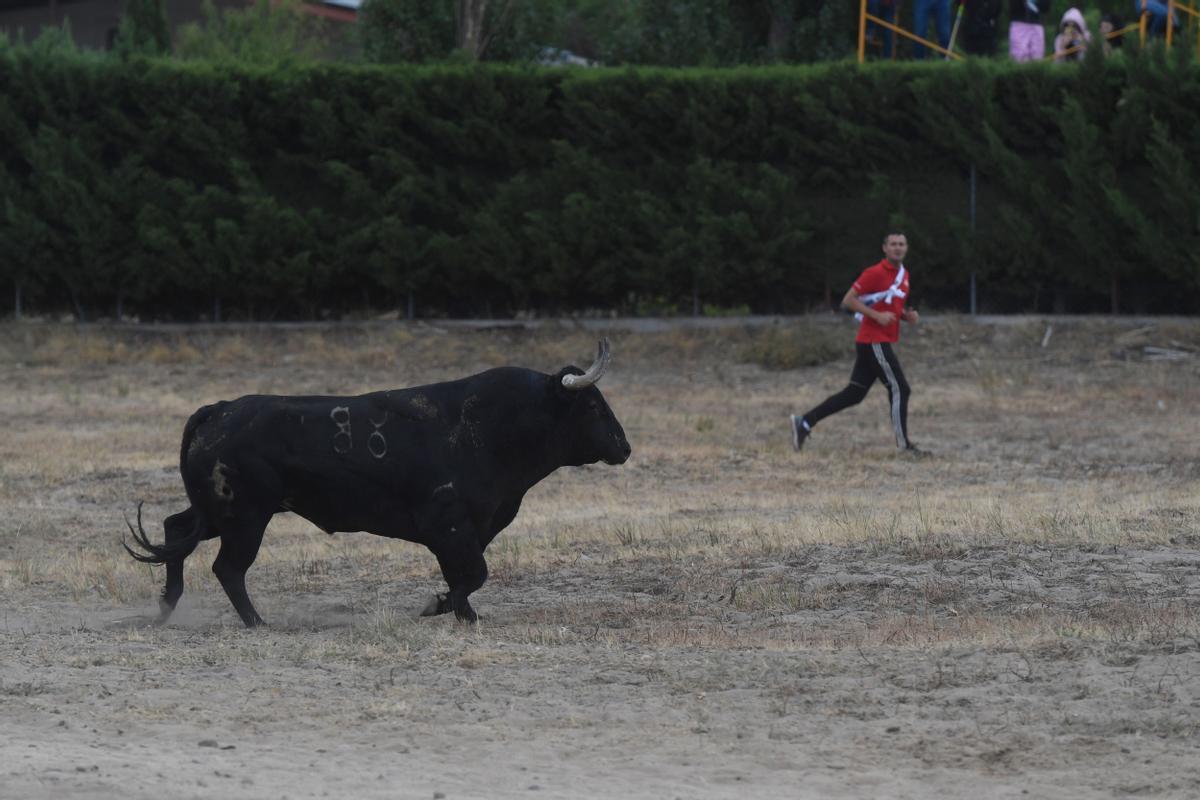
[555,338,631,467]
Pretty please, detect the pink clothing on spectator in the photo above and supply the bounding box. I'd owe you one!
[1053,7,1091,61]
[1009,20,1046,61]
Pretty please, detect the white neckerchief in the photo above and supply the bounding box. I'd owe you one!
[854,264,906,323]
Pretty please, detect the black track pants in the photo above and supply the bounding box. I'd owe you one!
[802,342,911,448]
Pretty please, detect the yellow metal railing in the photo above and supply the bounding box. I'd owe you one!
[859,1,1200,64]
[1158,0,1200,49]
[1139,0,1199,56]
[857,0,964,63]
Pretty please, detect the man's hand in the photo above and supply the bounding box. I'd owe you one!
[873,310,897,326]
[902,308,920,324]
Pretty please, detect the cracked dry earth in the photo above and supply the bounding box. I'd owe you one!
[1,316,1199,799]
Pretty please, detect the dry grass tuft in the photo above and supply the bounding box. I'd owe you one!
[142,339,203,364]
[738,322,845,370]
[31,333,131,365]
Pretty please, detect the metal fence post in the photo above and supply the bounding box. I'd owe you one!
[969,162,977,315]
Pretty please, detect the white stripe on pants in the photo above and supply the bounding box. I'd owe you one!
[871,343,908,449]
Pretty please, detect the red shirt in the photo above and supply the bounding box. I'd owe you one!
[852,259,909,344]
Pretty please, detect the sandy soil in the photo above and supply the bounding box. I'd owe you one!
[1,315,1198,799]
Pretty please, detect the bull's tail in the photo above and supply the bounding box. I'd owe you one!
[124,402,221,565]
[123,502,205,564]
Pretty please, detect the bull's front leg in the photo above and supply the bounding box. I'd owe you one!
[422,532,487,623]
[415,485,488,623]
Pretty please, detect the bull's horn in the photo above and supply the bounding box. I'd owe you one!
[562,338,612,390]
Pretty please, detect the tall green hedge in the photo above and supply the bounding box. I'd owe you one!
[1,46,1198,319]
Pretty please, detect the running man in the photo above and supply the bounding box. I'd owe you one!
[790,231,925,454]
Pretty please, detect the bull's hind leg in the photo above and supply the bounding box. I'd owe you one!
[158,508,208,623]
[211,510,272,628]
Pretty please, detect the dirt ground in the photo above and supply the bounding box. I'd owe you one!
[1,315,1198,799]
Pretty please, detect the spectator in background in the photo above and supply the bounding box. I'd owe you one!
[1100,14,1125,54]
[961,0,1003,56]
[1054,7,1091,62]
[912,0,953,59]
[1008,0,1047,62]
[1136,1,1178,36]
[867,0,898,58]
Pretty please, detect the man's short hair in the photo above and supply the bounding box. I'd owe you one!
[882,231,907,243]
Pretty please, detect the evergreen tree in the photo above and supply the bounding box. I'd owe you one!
[359,0,457,63]
[0,185,51,319]
[175,0,327,65]
[114,0,171,56]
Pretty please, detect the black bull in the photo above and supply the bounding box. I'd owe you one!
[125,339,631,626]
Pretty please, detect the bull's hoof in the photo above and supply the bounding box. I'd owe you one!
[419,592,451,617]
[156,598,176,625]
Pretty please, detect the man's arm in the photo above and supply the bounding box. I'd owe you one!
[841,287,896,326]
[902,308,920,324]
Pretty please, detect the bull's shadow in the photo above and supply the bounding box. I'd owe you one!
[124,339,631,628]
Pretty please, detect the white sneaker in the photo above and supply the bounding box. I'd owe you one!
[789,415,809,452]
